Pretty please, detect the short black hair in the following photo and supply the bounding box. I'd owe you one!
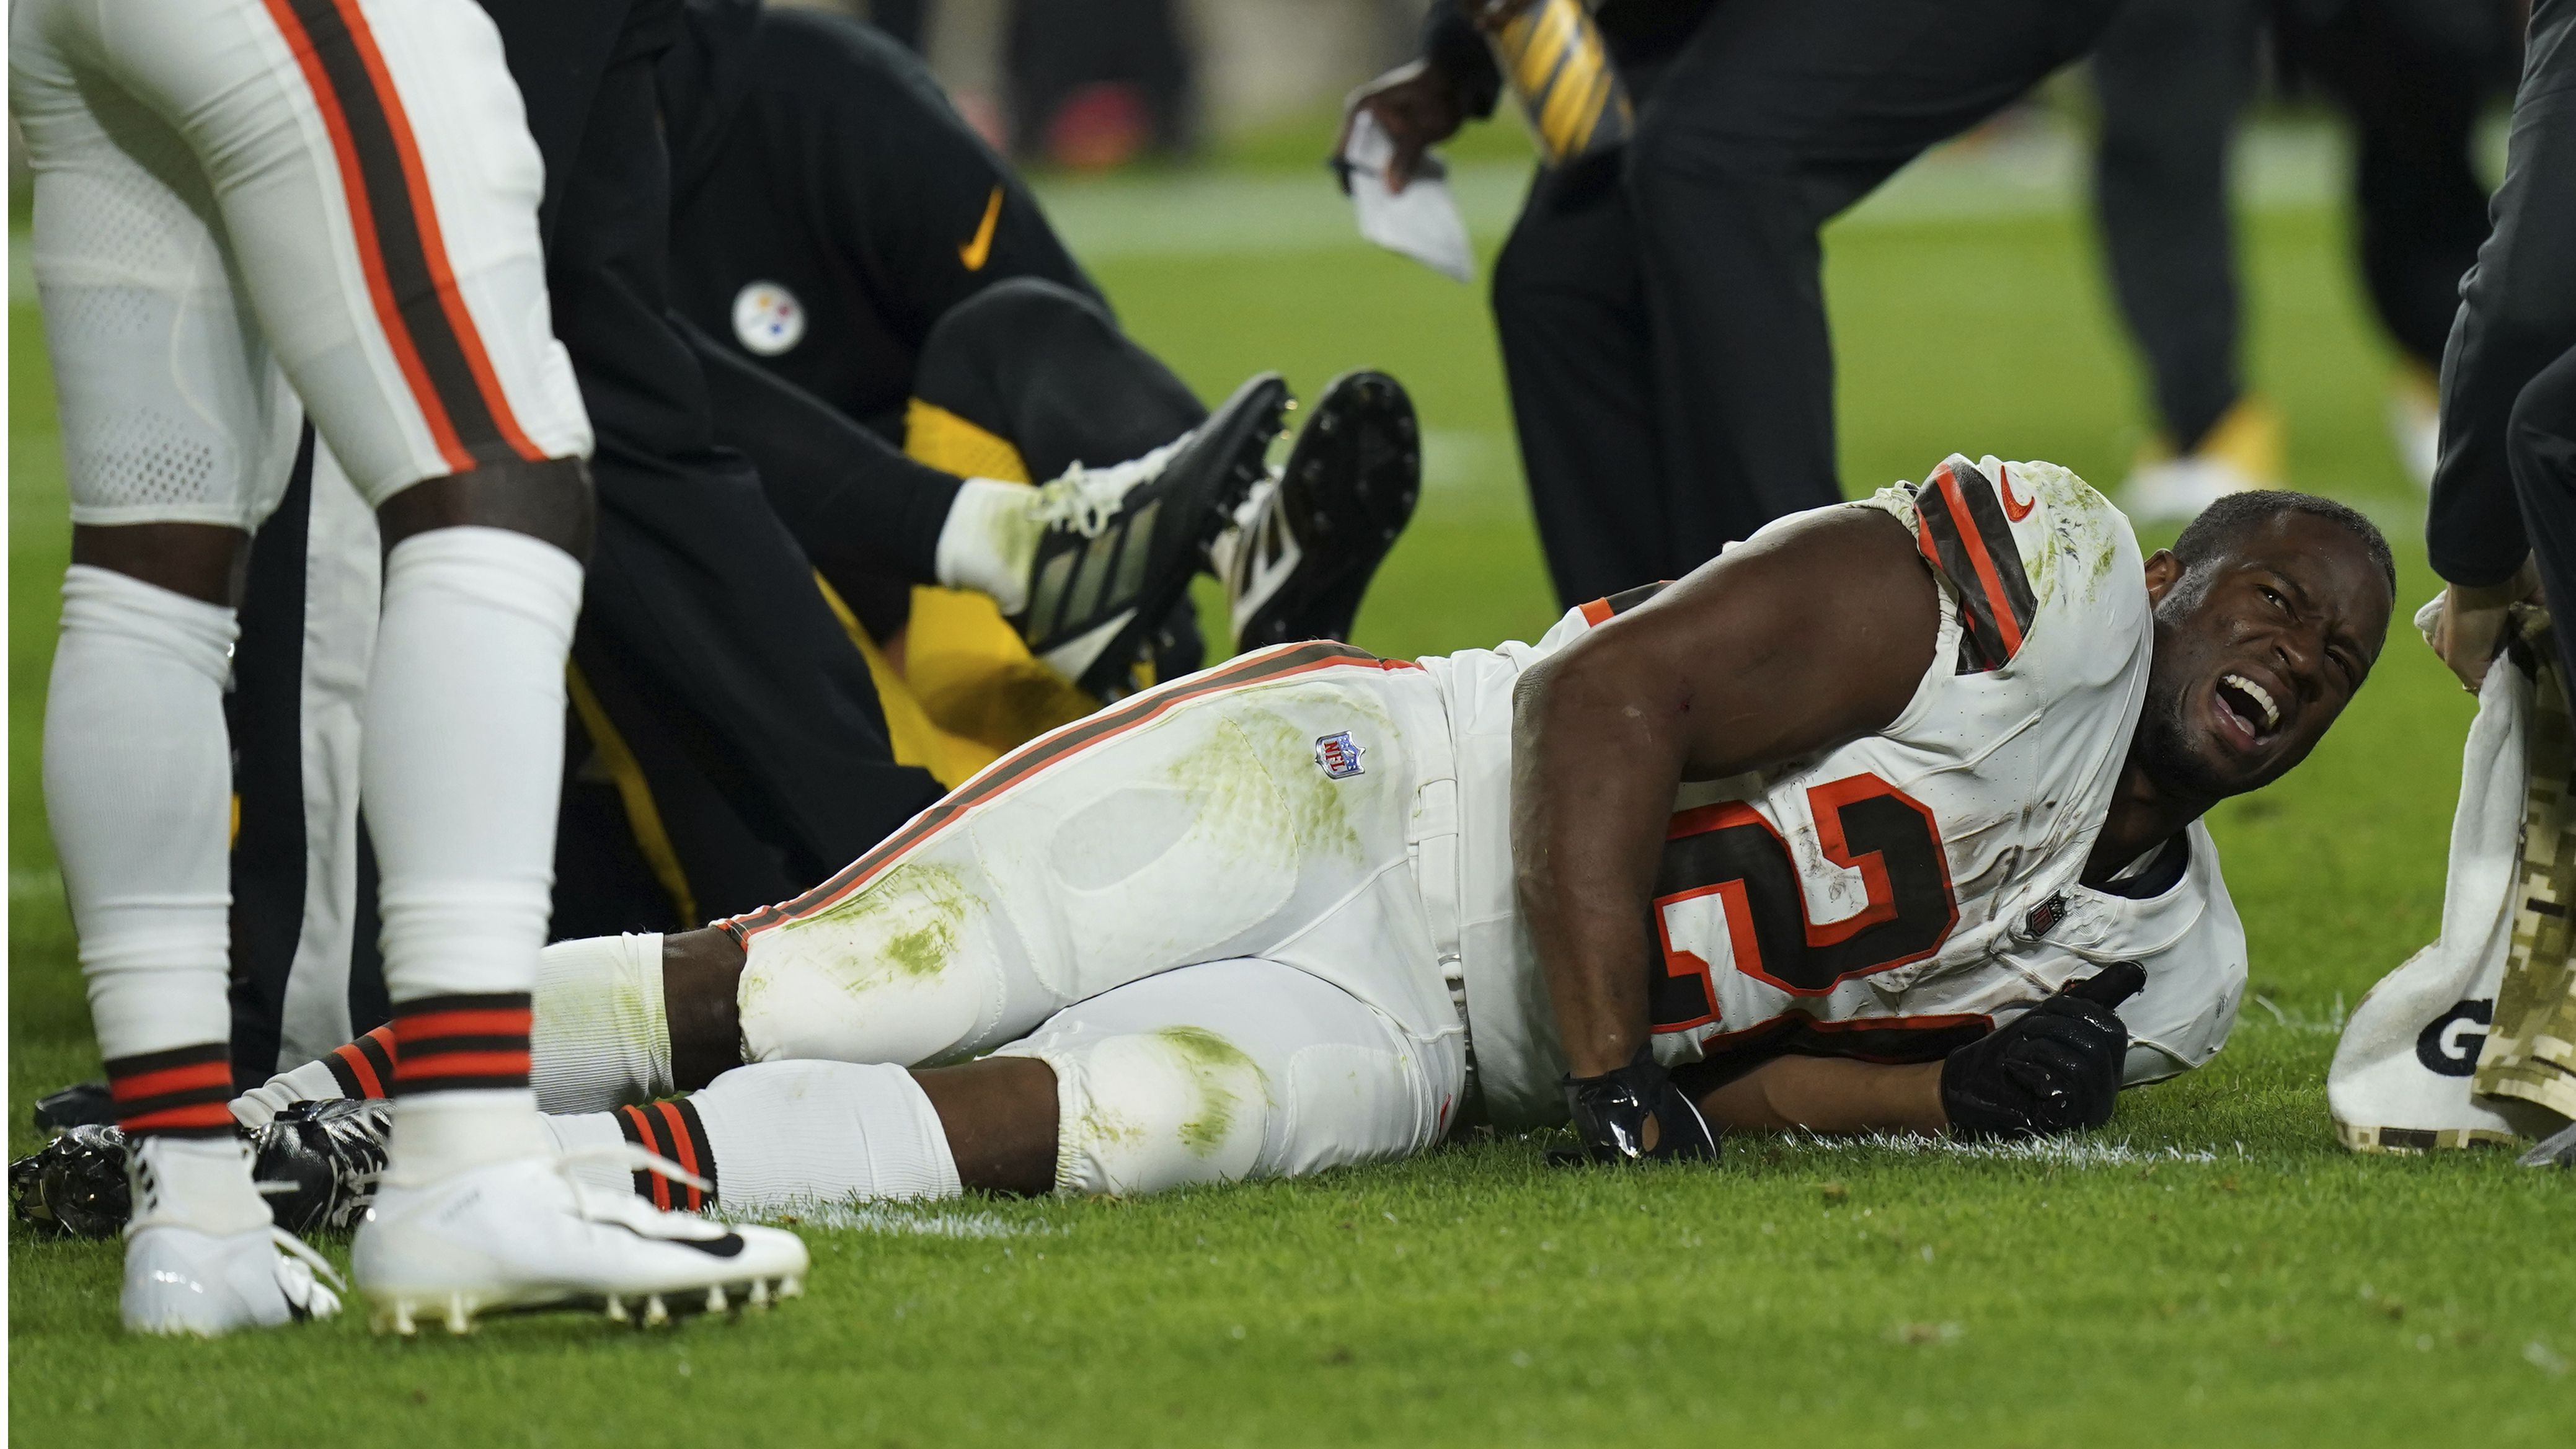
[2171,489,2397,596]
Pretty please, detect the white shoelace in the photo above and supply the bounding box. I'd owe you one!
[1028,435,1188,539]
[555,1141,717,1225]
[268,1226,345,1291]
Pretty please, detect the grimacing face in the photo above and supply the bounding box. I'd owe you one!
[2133,512,2395,802]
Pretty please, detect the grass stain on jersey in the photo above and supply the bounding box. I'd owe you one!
[1161,696,1380,868]
[795,861,978,986]
[1156,1026,1265,1158]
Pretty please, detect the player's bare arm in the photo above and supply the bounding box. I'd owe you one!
[1510,508,1939,1106]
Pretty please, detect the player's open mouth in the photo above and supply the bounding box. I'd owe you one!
[2212,671,2282,750]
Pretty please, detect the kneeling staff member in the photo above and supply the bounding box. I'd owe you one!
[246,462,2395,1200]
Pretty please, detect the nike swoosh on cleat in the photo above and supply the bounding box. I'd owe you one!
[957,185,1004,271]
[606,1223,748,1258]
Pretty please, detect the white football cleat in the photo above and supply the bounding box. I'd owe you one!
[349,1145,808,1334]
[122,1135,343,1336]
[2118,454,2261,523]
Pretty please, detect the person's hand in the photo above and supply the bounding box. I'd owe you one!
[1332,60,1466,195]
[2427,556,2543,693]
[1939,964,2143,1141]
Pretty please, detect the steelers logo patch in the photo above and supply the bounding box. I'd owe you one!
[732,280,806,356]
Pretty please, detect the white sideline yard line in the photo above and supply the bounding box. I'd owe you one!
[738,1200,1058,1238]
[1784,1131,2247,1166]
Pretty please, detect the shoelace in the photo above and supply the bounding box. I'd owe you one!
[555,1141,712,1220]
[1029,435,1188,539]
[268,1226,346,1292]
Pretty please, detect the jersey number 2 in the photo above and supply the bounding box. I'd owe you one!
[1649,774,1958,1026]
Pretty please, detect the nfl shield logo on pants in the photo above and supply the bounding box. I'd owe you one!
[1314,731,1365,779]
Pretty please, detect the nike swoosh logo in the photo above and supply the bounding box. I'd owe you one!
[606,1222,748,1258]
[1999,464,2034,521]
[957,185,1003,271]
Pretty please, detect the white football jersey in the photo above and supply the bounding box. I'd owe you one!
[1422,455,2246,1127]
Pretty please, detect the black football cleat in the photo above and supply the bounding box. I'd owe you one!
[1223,370,1419,652]
[11,1122,130,1239]
[31,1079,115,1131]
[1014,372,1288,696]
[9,1098,393,1240]
[256,1099,392,1233]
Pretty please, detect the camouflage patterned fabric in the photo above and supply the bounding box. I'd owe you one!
[2475,614,2576,1127]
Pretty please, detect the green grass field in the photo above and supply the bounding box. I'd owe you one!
[10,120,2574,1445]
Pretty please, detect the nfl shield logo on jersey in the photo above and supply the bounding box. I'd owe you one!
[1314,731,1365,779]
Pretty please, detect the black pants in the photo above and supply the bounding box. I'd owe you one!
[554,278,1208,934]
[476,0,942,918]
[2091,0,2260,453]
[2432,0,2576,688]
[1492,0,2118,608]
[2093,0,2517,453]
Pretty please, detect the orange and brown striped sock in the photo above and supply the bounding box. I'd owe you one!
[391,993,532,1095]
[106,1042,236,1139]
[614,1100,719,1212]
[321,1022,400,1100]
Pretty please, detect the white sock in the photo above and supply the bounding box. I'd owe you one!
[686,1061,962,1216]
[386,1091,549,1187]
[127,1136,272,1236]
[365,526,582,1179]
[932,477,1038,613]
[541,1110,635,1198]
[230,1055,348,1130]
[44,566,238,1063]
[533,933,672,1113]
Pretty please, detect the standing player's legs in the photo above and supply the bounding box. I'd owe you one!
[544,957,1464,1212]
[14,1,325,1337]
[27,0,805,1328]
[1490,162,1674,607]
[1619,0,2118,566]
[2091,0,2257,459]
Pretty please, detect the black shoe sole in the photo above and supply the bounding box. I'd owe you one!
[1069,371,1288,698]
[1236,370,1420,650]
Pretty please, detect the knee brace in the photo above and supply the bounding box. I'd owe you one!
[1011,1027,1274,1197]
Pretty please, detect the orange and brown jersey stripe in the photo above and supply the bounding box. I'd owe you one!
[391,993,531,1096]
[1911,455,2037,673]
[1576,580,1674,627]
[322,1022,399,1100]
[615,1101,718,1212]
[107,1043,237,1138]
[260,0,542,474]
[724,640,1423,940]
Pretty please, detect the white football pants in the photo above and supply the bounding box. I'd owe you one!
[722,642,1473,1194]
[11,0,590,525]
[15,0,589,1141]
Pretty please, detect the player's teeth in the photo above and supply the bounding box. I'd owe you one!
[2224,673,2279,728]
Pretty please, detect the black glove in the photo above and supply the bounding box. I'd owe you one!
[1940,963,2145,1141]
[1557,1046,1722,1165]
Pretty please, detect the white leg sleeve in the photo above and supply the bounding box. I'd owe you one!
[366,527,579,1176]
[365,527,580,1005]
[44,567,239,1062]
[533,933,673,1114]
[686,1062,962,1216]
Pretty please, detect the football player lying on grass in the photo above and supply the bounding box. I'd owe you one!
[45,457,2397,1227]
